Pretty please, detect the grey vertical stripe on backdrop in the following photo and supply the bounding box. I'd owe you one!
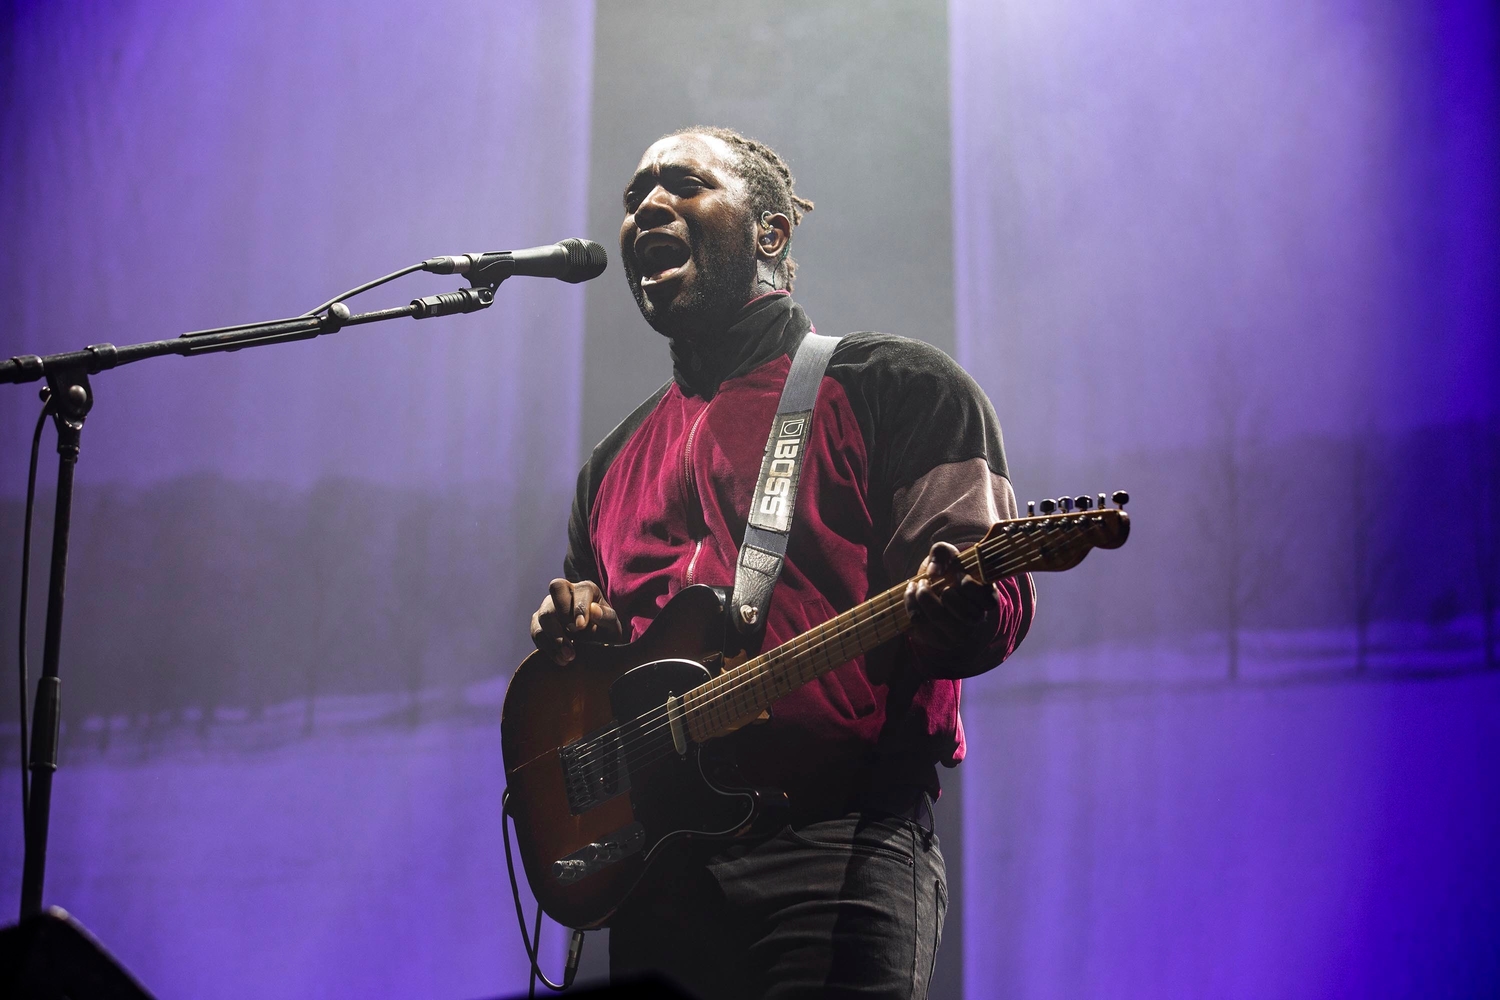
[581,3,964,996]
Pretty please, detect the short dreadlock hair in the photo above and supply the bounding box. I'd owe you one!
[670,125,814,291]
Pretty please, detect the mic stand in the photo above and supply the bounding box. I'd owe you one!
[5,277,498,919]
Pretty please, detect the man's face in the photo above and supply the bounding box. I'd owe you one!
[620,133,758,339]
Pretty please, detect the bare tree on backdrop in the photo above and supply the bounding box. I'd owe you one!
[298,493,334,736]
[1346,427,1397,673]
[142,480,223,743]
[296,480,378,735]
[391,496,436,726]
[1193,350,1289,681]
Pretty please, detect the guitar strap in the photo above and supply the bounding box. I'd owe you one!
[730,330,842,636]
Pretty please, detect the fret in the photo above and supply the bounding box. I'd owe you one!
[706,682,727,734]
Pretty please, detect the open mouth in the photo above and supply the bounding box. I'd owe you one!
[634,232,691,286]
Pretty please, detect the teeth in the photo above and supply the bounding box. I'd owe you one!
[641,264,681,285]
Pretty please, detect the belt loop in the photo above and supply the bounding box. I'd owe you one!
[912,791,935,838]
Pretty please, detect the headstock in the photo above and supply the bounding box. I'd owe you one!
[975,490,1131,579]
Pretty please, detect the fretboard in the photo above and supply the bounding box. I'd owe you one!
[681,545,987,743]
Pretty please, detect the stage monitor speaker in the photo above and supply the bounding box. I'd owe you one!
[0,907,156,1000]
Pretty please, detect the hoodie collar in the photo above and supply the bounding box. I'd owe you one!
[669,291,812,399]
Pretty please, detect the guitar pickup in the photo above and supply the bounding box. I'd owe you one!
[558,725,632,815]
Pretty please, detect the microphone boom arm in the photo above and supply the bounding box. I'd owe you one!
[1,276,502,383]
[2,257,515,918]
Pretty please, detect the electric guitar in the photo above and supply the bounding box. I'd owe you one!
[500,494,1130,929]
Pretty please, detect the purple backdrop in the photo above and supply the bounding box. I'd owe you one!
[951,0,1499,997]
[1,1,595,996]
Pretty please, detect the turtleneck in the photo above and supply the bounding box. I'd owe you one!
[668,291,811,399]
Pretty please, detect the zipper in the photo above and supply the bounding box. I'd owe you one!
[680,403,711,587]
[679,404,710,507]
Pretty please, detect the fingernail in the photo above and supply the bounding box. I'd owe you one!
[575,614,587,630]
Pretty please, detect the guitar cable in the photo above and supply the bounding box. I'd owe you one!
[15,391,55,833]
[502,788,586,995]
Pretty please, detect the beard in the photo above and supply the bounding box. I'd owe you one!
[623,217,759,341]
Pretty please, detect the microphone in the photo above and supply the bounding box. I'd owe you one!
[423,238,608,284]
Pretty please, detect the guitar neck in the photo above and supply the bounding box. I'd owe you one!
[677,503,1129,744]
[681,545,989,744]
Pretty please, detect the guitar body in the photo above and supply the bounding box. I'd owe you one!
[501,585,781,929]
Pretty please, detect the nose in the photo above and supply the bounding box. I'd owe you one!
[631,183,676,231]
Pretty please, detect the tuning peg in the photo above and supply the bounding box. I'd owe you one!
[1112,490,1130,508]
[1026,501,1036,517]
[1098,492,1108,510]
[1074,495,1092,510]
[1039,499,1056,515]
[1058,497,1073,513]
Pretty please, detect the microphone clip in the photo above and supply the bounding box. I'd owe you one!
[418,254,509,289]
[465,258,511,289]
[410,285,495,320]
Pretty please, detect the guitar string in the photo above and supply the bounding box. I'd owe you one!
[562,516,1104,774]
[561,516,1102,772]
[582,528,1094,783]
[562,517,1100,773]
[565,526,1092,783]
[579,518,1101,777]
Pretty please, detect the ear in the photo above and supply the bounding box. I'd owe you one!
[755,212,792,260]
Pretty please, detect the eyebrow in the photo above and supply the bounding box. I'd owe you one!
[623,161,717,206]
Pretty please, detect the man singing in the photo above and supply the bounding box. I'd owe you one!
[530,126,1034,999]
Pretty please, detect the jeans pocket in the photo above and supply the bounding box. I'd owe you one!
[781,816,917,868]
[922,876,947,994]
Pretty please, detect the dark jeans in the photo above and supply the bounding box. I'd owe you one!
[610,810,947,1000]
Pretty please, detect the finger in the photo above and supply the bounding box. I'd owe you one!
[567,581,609,629]
[927,541,961,572]
[532,611,576,664]
[534,596,569,640]
[923,543,966,586]
[547,637,576,665]
[941,577,995,623]
[913,579,969,646]
[904,577,924,617]
[589,600,624,642]
[549,578,577,629]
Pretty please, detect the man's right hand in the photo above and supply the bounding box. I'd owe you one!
[530,578,624,664]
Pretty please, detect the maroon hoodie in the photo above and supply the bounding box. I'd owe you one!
[566,292,1033,815]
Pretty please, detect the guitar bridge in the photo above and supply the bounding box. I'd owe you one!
[558,725,632,815]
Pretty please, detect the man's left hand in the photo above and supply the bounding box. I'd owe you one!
[905,541,999,660]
